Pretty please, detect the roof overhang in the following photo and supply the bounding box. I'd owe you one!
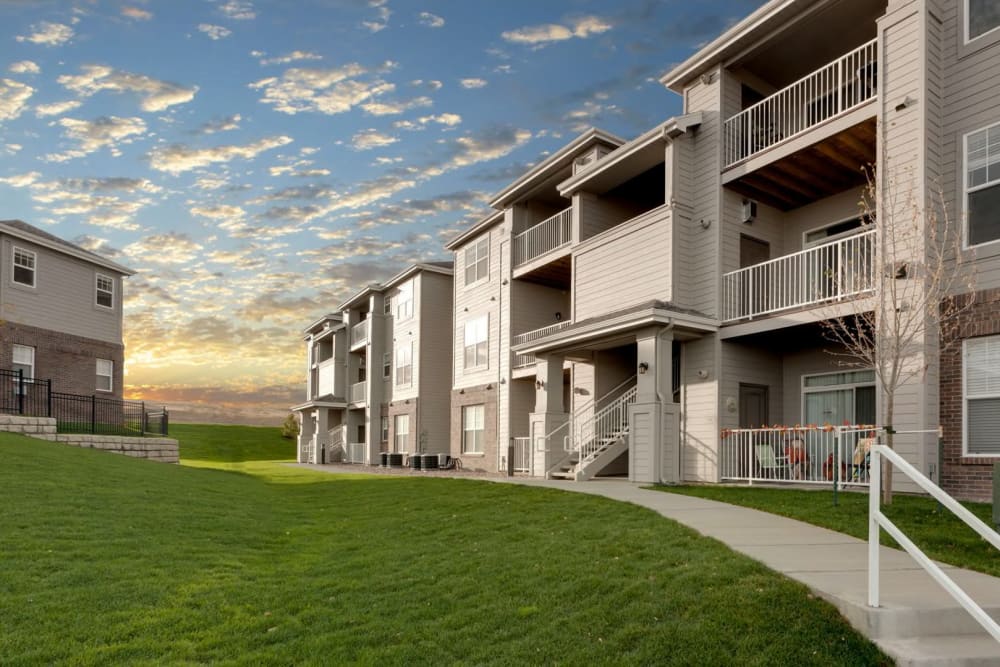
[445,209,504,251]
[302,313,342,337]
[382,261,454,290]
[291,399,346,411]
[0,222,136,276]
[338,283,384,311]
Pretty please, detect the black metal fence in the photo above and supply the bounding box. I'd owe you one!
[0,369,169,436]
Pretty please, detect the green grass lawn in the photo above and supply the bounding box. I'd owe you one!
[0,427,889,665]
[654,485,998,578]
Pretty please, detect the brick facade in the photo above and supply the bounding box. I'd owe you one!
[450,383,498,472]
[940,287,1000,502]
[0,321,124,399]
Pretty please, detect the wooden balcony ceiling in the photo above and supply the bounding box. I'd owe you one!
[726,118,876,211]
[514,254,571,288]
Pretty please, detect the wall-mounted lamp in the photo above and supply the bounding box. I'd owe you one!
[499,378,506,384]
[895,96,915,112]
[699,218,712,230]
[554,311,562,321]
[697,369,709,379]
[502,279,509,285]
[638,362,649,375]
[535,379,545,390]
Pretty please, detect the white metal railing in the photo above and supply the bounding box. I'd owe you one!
[513,207,572,267]
[512,352,537,369]
[720,425,876,486]
[723,38,877,167]
[721,229,875,322]
[350,380,367,403]
[347,442,365,464]
[575,386,637,465]
[513,437,531,473]
[351,319,368,347]
[868,440,1000,642]
[513,321,572,346]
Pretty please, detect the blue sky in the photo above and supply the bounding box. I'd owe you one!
[0,0,763,423]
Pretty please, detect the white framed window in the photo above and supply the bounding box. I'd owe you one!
[396,280,413,320]
[383,297,391,315]
[395,343,412,387]
[380,416,389,443]
[96,358,113,392]
[462,404,485,454]
[966,0,1000,43]
[965,123,1000,247]
[963,336,1000,456]
[463,315,488,370]
[393,414,409,452]
[12,247,35,287]
[383,352,391,379]
[464,238,489,285]
[96,274,114,308]
[12,344,34,379]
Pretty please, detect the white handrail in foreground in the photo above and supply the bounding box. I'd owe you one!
[869,443,1000,642]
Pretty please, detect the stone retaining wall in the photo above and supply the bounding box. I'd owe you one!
[0,415,179,463]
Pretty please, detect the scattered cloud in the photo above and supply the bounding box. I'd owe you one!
[459,78,487,89]
[121,6,153,20]
[392,112,461,130]
[250,63,395,115]
[9,61,40,75]
[16,21,74,47]
[258,50,322,66]
[124,231,203,265]
[148,135,293,174]
[410,79,442,91]
[501,15,613,46]
[431,125,533,173]
[418,11,444,28]
[1,173,158,231]
[219,0,256,20]
[198,23,232,40]
[363,0,391,32]
[35,99,82,117]
[196,113,241,134]
[351,128,398,151]
[44,115,147,162]
[360,95,431,116]
[0,78,34,121]
[58,64,198,112]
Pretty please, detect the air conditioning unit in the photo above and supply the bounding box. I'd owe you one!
[741,199,757,224]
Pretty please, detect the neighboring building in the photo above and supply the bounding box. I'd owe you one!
[0,219,134,398]
[293,262,454,465]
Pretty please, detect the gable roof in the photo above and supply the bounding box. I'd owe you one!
[0,219,136,276]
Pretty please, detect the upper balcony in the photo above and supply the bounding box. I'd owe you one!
[350,319,368,350]
[511,206,573,285]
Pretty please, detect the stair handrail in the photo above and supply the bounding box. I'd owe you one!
[572,375,638,448]
[541,374,638,444]
[868,436,1000,642]
[577,386,638,463]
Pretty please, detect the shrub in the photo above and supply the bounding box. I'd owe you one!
[280,413,299,439]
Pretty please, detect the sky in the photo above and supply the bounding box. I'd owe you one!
[0,0,765,424]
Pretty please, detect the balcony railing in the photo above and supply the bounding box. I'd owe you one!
[350,380,367,403]
[513,207,572,268]
[723,38,877,168]
[351,319,368,347]
[512,352,537,370]
[512,437,532,473]
[347,442,365,464]
[512,321,572,346]
[721,229,875,322]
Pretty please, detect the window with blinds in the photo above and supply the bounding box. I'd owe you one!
[965,336,1000,455]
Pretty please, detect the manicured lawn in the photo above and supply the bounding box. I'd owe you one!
[173,422,296,462]
[0,428,889,664]
[654,485,999,577]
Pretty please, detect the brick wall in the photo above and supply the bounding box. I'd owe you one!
[0,321,124,398]
[450,383,498,472]
[940,287,1000,502]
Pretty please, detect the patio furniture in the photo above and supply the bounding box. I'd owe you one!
[786,438,808,480]
[755,443,791,480]
[850,437,875,482]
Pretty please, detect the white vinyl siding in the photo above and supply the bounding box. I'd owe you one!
[396,280,413,319]
[967,0,1000,42]
[463,315,488,371]
[964,336,1000,456]
[395,343,412,387]
[462,404,484,453]
[12,246,35,287]
[96,358,113,392]
[96,273,114,308]
[965,123,1000,247]
[393,414,409,452]
[12,344,34,379]
[464,238,489,285]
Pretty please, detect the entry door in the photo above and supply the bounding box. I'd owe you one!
[739,384,769,429]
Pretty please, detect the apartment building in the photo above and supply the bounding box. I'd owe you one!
[0,219,134,398]
[294,262,453,465]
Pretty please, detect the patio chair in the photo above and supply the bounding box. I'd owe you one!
[755,443,791,480]
[850,437,875,482]
[786,438,808,480]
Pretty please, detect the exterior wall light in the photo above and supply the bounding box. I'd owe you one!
[638,362,649,375]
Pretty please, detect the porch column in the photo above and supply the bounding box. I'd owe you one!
[297,411,316,464]
[630,330,678,484]
[315,408,330,464]
[530,353,568,477]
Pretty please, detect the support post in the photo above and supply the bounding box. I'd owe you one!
[868,444,882,608]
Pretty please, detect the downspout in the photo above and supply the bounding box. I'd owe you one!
[655,323,675,483]
[497,234,506,473]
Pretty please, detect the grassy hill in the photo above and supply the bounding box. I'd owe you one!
[0,426,888,664]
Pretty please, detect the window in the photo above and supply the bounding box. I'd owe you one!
[965,123,1000,246]
[464,238,489,285]
[383,297,391,315]
[96,359,113,392]
[383,352,391,379]
[12,344,34,379]
[463,315,488,370]
[967,0,1000,42]
[96,274,114,308]
[396,280,413,319]
[462,404,484,454]
[393,414,409,452]
[964,336,1000,455]
[395,343,412,387]
[380,416,389,443]
[12,247,35,287]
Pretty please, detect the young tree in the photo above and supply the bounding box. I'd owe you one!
[281,412,300,440]
[821,166,975,503]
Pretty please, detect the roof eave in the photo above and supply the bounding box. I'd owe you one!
[382,262,454,290]
[0,224,137,276]
[444,209,504,251]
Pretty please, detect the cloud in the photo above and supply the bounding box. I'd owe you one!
[121,6,153,20]
[360,95,431,116]
[350,190,486,229]
[501,15,612,46]
[58,65,198,112]
[44,115,146,161]
[73,234,123,259]
[459,78,487,89]
[198,23,232,40]
[219,0,255,20]
[148,135,293,174]
[258,50,322,66]
[4,174,158,231]
[124,232,204,265]
[250,183,336,204]
[363,0,391,32]
[16,21,74,46]
[0,171,41,187]
[392,112,461,130]
[563,98,621,132]
[190,204,248,234]
[268,160,330,178]
[0,78,33,121]
[410,79,442,91]
[418,11,444,28]
[351,128,398,151]
[9,61,40,74]
[249,63,396,115]
[432,125,533,172]
[34,99,82,117]
[196,113,241,134]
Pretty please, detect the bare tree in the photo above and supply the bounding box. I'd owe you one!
[821,165,976,503]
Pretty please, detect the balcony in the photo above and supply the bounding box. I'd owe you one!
[350,319,368,349]
[316,359,339,398]
[513,321,573,346]
[512,352,537,370]
[724,39,876,169]
[513,207,572,269]
[721,229,875,323]
[350,380,367,404]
